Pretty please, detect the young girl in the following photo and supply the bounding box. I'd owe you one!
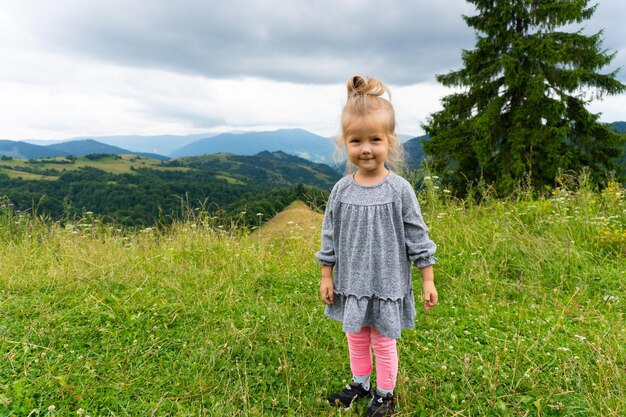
[316,75,438,417]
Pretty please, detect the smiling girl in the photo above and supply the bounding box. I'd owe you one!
[316,76,438,416]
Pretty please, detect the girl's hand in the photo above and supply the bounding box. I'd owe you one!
[320,277,334,305]
[423,281,438,310]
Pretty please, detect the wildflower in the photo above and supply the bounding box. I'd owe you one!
[557,347,570,352]
[77,408,85,416]
[573,334,586,342]
[441,365,447,370]
[48,405,56,412]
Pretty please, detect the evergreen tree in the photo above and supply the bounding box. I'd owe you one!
[423,0,625,195]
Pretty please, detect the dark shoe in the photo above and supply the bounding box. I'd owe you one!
[365,391,395,416]
[327,383,372,408]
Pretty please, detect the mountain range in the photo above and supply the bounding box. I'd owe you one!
[1,129,425,167]
[3,129,337,163]
[3,123,625,169]
[0,139,168,160]
[170,129,335,163]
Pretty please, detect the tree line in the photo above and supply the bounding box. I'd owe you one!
[0,166,327,227]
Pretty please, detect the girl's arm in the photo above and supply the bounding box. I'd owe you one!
[320,265,334,305]
[420,265,438,310]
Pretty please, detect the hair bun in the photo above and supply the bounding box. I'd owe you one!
[347,75,389,99]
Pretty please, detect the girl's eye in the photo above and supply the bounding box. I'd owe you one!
[372,137,382,142]
[350,139,360,143]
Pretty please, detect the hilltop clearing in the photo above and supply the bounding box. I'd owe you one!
[253,200,323,241]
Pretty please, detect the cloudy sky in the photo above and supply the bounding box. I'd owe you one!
[1,0,625,140]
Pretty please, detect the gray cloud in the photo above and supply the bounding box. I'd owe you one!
[12,0,626,85]
[20,0,477,84]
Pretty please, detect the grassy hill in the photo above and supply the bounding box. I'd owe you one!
[253,200,323,241]
[0,179,624,415]
[0,154,188,179]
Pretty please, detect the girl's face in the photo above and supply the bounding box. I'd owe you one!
[344,115,390,176]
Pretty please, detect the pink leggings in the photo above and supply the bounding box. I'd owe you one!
[346,327,398,390]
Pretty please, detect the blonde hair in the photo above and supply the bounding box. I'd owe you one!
[335,75,405,174]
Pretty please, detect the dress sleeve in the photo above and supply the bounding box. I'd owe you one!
[315,186,337,266]
[402,184,437,268]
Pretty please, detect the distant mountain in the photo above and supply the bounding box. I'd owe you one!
[46,139,168,160]
[403,135,428,169]
[170,129,335,163]
[0,140,66,159]
[25,133,215,155]
[0,139,168,160]
[397,134,415,143]
[610,121,626,134]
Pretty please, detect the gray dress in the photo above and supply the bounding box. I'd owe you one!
[316,171,437,339]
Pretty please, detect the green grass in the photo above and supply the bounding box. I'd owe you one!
[0,168,59,180]
[0,180,624,416]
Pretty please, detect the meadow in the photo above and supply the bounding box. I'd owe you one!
[0,175,624,416]
[0,155,191,180]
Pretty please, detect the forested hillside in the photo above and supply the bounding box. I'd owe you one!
[0,151,339,226]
